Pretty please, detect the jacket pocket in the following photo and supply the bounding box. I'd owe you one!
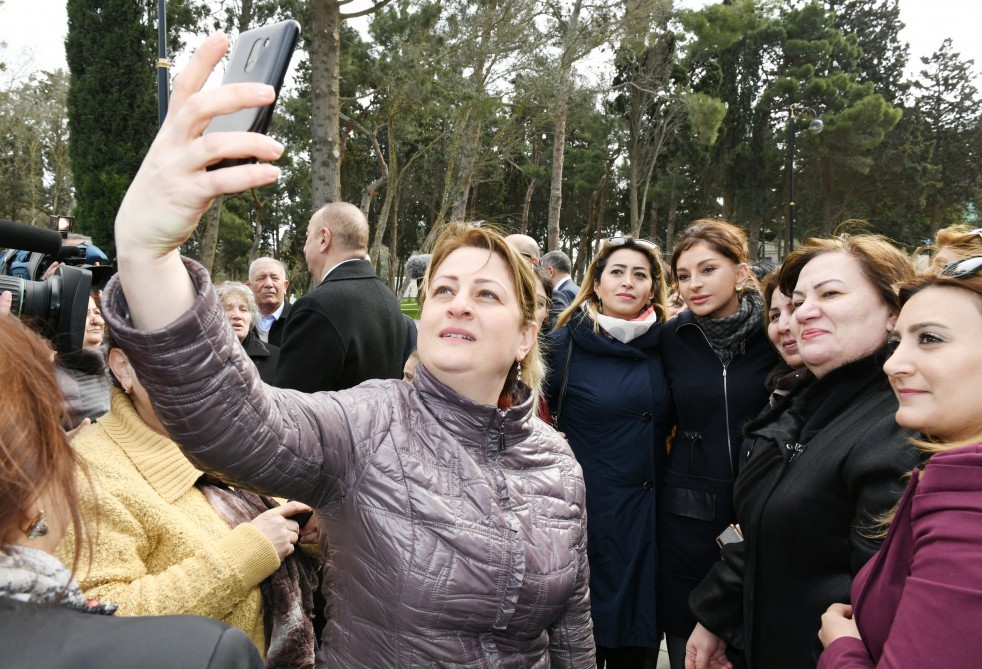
[659,484,716,522]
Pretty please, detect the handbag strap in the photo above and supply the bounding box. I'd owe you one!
[552,340,574,429]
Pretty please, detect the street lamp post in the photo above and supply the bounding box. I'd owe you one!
[787,104,823,252]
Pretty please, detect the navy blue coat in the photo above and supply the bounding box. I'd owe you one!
[657,310,777,637]
[545,313,671,648]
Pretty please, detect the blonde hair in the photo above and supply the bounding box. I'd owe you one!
[420,222,544,402]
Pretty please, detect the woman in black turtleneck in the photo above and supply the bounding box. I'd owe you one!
[686,234,923,669]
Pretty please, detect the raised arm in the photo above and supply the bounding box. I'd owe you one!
[114,33,284,331]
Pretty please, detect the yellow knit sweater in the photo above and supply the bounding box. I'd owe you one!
[56,388,281,655]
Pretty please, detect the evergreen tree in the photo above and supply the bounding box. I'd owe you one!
[915,39,980,235]
[66,0,158,255]
[65,0,205,255]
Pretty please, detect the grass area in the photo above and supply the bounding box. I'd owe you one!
[401,299,420,319]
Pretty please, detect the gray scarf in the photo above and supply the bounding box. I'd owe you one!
[692,291,764,366]
[0,545,116,615]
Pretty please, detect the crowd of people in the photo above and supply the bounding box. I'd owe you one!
[3,32,982,669]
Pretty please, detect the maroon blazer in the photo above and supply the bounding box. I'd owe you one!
[818,443,982,668]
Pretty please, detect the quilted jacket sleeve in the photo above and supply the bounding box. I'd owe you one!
[546,509,595,667]
[101,258,358,507]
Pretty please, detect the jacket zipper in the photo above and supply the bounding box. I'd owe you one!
[747,442,807,664]
[683,321,735,477]
[722,363,733,476]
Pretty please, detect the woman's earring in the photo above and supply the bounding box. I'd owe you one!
[26,511,49,540]
[516,361,523,383]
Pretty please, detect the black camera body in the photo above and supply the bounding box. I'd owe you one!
[0,219,111,355]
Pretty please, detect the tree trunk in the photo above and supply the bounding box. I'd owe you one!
[666,171,678,254]
[648,200,659,246]
[628,133,640,236]
[521,176,536,235]
[575,189,599,280]
[370,122,398,266]
[198,196,224,272]
[546,0,582,252]
[547,97,569,251]
[820,157,835,235]
[388,186,399,292]
[361,175,387,215]
[311,0,342,207]
[248,189,265,266]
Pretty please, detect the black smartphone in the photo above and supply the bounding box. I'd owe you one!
[203,19,301,170]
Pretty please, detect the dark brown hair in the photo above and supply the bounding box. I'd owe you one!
[778,234,914,315]
[670,219,750,280]
[0,317,87,571]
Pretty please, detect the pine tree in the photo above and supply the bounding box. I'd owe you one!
[66,0,159,256]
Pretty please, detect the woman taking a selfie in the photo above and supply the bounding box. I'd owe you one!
[818,257,982,667]
[99,33,593,668]
[686,235,921,669]
[546,237,671,667]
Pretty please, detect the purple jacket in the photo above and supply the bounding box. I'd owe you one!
[102,259,594,669]
[818,443,982,668]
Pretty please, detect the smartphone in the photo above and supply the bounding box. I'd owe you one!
[203,19,301,170]
[715,524,744,549]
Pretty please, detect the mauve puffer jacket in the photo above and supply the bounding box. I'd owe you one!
[102,259,595,669]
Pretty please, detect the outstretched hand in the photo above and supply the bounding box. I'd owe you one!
[115,33,285,331]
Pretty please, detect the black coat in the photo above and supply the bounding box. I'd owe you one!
[242,329,279,384]
[545,314,671,648]
[266,300,292,347]
[0,598,263,669]
[689,350,922,669]
[657,311,777,637]
[275,259,406,393]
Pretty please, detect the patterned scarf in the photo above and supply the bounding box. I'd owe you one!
[199,477,319,669]
[588,303,660,343]
[693,291,765,366]
[0,545,116,615]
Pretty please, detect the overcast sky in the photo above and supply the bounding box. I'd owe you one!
[1,0,980,86]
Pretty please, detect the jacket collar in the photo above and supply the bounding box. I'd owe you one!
[99,388,203,503]
[412,363,535,453]
[318,258,377,286]
[796,346,893,441]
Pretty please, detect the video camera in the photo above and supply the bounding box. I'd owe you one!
[0,216,114,355]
